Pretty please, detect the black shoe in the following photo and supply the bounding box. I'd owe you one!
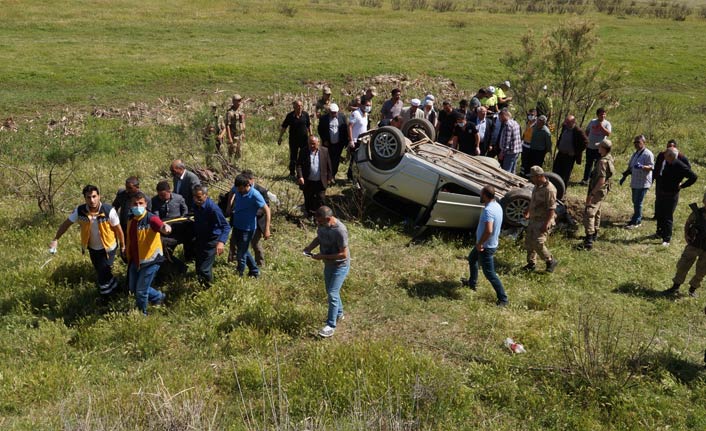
[662,284,680,296]
[546,258,559,273]
[460,277,477,291]
[496,300,509,308]
[689,287,698,298]
[522,263,536,272]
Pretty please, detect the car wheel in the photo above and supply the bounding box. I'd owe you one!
[543,172,566,201]
[501,188,532,227]
[401,118,436,142]
[370,126,407,170]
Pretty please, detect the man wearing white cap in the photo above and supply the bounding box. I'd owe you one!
[422,98,437,128]
[481,87,498,113]
[401,98,425,124]
[317,103,349,181]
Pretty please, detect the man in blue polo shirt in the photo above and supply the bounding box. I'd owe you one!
[192,185,231,287]
[461,185,509,307]
[227,174,271,277]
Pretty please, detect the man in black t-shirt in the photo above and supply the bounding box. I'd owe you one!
[436,100,456,146]
[450,111,480,155]
[277,100,312,177]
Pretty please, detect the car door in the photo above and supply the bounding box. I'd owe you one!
[426,187,484,229]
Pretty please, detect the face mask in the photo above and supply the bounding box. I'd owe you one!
[364,106,371,113]
[457,122,466,129]
[131,206,146,216]
[528,115,536,121]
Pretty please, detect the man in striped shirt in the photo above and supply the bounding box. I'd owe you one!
[498,109,523,174]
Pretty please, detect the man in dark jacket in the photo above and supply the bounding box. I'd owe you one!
[654,147,698,246]
[317,103,349,181]
[151,180,189,274]
[552,115,588,186]
[474,106,495,156]
[113,176,151,235]
[170,159,201,211]
[296,136,333,217]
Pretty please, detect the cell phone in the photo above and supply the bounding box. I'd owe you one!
[303,251,313,258]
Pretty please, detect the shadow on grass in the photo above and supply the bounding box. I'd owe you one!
[612,282,665,300]
[652,351,704,384]
[398,278,463,300]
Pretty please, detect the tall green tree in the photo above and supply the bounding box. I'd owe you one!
[503,19,624,139]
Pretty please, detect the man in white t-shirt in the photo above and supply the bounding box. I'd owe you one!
[50,185,125,300]
[346,98,371,180]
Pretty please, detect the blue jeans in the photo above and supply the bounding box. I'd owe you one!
[128,262,163,315]
[468,247,508,303]
[195,239,218,286]
[502,152,519,174]
[324,263,349,328]
[630,187,649,225]
[232,228,258,276]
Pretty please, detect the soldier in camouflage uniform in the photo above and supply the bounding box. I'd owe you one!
[663,192,706,297]
[203,102,225,155]
[581,138,614,250]
[523,166,559,273]
[226,94,246,159]
[315,87,333,119]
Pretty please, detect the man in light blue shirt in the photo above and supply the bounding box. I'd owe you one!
[461,185,509,307]
[620,135,654,229]
[227,174,271,277]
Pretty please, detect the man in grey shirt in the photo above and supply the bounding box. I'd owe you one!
[303,206,350,338]
[581,108,612,185]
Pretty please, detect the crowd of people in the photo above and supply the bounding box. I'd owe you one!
[48,82,704,339]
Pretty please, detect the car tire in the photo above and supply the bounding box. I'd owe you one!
[369,126,407,170]
[401,118,436,143]
[543,172,566,201]
[501,188,532,227]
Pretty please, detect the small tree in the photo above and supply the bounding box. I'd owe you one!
[502,19,624,140]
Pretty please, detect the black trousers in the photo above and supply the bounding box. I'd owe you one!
[552,152,576,186]
[583,148,600,182]
[655,191,679,242]
[528,149,547,171]
[302,180,326,215]
[288,141,306,176]
[326,142,345,179]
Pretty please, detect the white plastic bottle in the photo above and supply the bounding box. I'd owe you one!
[504,337,526,354]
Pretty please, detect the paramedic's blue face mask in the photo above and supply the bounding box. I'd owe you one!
[131,206,146,216]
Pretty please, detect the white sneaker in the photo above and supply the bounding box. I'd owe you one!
[661,241,670,247]
[625,223,641,230]
[318,325,335,338]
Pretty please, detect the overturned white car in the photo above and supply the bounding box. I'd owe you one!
[352,119,565,229]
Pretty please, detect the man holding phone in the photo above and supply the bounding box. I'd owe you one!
[303,206,350,338]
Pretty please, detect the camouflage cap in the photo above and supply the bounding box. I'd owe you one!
[323,87,332,94]
[599,138,612,150]
[530,166,545,177]
[232,94,242,101]
[209,102,217,108]
[368,86,377,96]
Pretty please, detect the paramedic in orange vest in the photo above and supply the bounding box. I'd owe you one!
[50,185,125,301]
[125,191,172,314]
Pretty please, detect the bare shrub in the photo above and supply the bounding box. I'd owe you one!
[432,0,457,12]
[359,0,383,7]
[700,5,706,19]
[561,307,656,389]
[62,376,222,430]
[277,2,297,17]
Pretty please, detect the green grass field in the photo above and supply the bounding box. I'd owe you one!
[3,1,706,429]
